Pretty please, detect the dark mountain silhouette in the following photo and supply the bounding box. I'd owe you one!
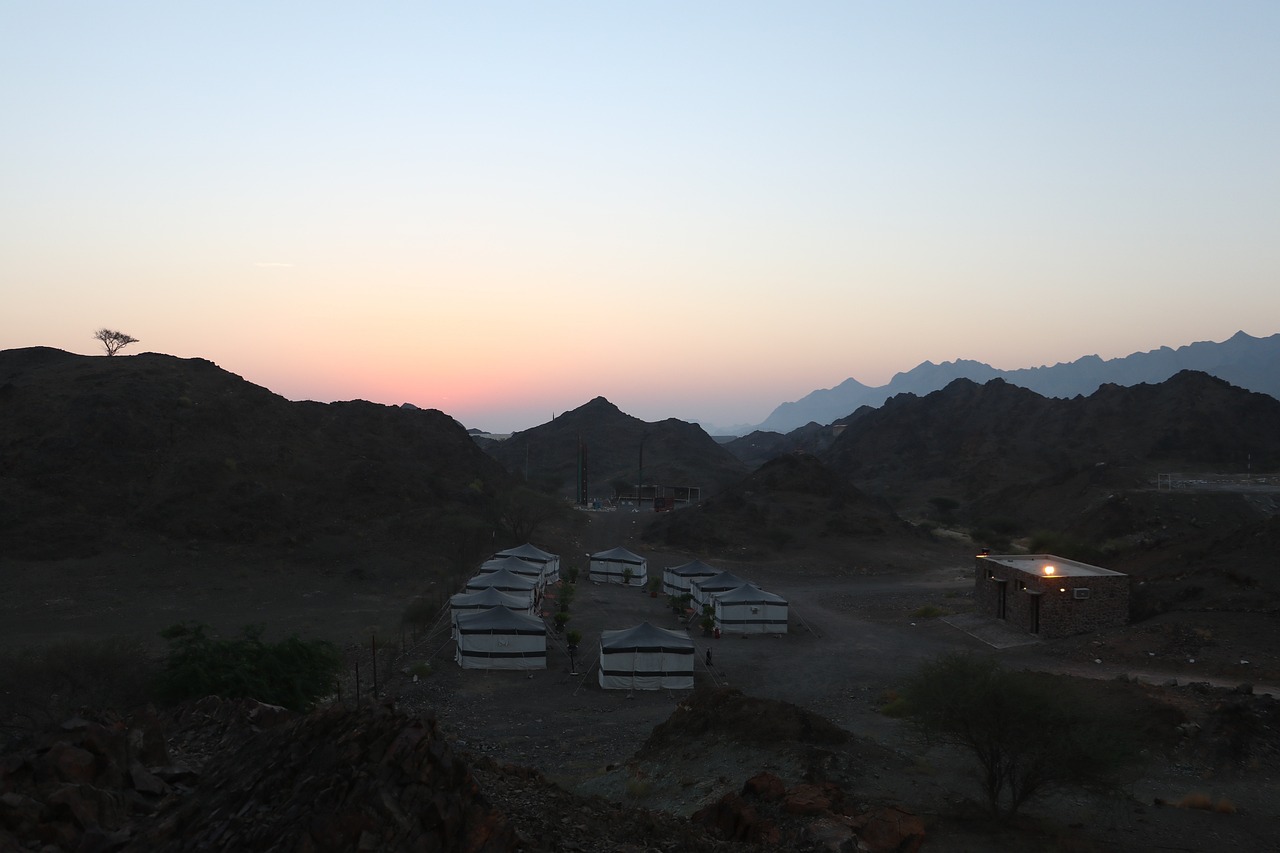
[819,371,1280,560]
[643,451,916,559]
[481,396,748,502]
[757,330,1280,433]
[0,347,510,561]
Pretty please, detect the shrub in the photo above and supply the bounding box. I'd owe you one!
[899,653,1143,819]
[154,623,341,712]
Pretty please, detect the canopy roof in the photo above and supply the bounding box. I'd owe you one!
[450,587,530,610]
[494,543,557,563]
[694,571,749,592]
[713,583,788,606]
[599,621,693,652]
[465,567,537,592]
[479,556,544,576]
[668,559,719,577]
[454,607,546,634]
[591,546,645,564]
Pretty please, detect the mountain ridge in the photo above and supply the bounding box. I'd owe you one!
[752,330,1280,434]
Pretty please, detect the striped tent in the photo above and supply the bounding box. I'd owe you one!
[589,546,647,586]
[598,622,694,690]
[712,583,789,635]
[454,607,546,670]
[492,543,560,584]
[662,559,720,597]
[690,571,749,608]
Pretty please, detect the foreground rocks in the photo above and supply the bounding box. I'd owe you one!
[691,772,925,853]
[1,694,926,852]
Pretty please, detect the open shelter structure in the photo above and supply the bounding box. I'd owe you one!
[464,567,538,609]
[690,571,749,608]
[589,547,648,586]
[598,622,694,690]
[454,607,547,670]
[662,559,719,597]
[713,583,789,635]
[492,543,560,584]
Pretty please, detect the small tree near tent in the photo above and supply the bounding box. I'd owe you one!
[94,328,139,356]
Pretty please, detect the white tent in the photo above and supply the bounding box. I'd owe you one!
[713,583,789,635]
[589,546,648,586]
[690,571,750,608]
[454,607,547,670]
[492,543,560,584]
[598,622,694,690]
[662,559,720,597]
[478,555,546,590]
[464,568,538,609]
[449,586,534,630]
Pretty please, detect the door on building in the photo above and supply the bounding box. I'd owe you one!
[995,580,1007,620]
[1029,592,1041,634]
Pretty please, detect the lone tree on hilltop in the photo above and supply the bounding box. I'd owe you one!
[94,328,139,356]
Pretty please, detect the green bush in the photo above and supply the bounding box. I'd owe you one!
[154,623,342,712]
[899,653,1143,819]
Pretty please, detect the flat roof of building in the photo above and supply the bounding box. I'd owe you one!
[979,553,1125,578]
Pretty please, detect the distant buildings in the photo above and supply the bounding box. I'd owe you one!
[974,553,1129,639]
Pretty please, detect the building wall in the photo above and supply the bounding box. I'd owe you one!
[973,557,1129,639]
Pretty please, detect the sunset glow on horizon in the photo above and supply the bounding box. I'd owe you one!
[3,3,1277,433]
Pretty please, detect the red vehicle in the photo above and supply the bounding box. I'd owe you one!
[653,496,672,512]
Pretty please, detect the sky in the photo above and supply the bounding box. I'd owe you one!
[2,2,1278,433]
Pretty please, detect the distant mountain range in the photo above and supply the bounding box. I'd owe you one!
[750,330,1280,434]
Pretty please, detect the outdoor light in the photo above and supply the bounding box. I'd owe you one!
[1043,565,1056,576]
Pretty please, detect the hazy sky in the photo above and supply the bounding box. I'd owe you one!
[3,3,1277,432]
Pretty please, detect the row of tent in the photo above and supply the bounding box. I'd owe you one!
[452,607,695,690]
[452,543,559,670]
[447,542,694,688]
[662,559,789,635]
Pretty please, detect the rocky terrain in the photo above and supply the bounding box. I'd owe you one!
[481,396,749,503]
[4,346,1280,850]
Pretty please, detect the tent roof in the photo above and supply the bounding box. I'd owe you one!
[713,583,788,605]
[455,607,545,633]
[480,556,543,575]
[600,621,693,651]
[450,587,529,609]
[494,543,557,562]
[695,571,749,590]
[668,559,719,577]
[465,568,537,591]
[591,546,645,564]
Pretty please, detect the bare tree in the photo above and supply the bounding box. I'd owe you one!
[93,328,139,356]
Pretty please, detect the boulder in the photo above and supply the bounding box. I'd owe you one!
[847,805,925,853]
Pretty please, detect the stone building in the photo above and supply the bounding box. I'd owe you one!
[974,553,1129,639]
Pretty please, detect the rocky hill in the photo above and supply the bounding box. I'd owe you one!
[482,396,748,502]
[643,451,917,561]
[758,330,1280,433]
[0,347,512,564]
[822,371,1280,521]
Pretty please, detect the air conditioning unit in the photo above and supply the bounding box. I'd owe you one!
[1073,588,1091,600]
